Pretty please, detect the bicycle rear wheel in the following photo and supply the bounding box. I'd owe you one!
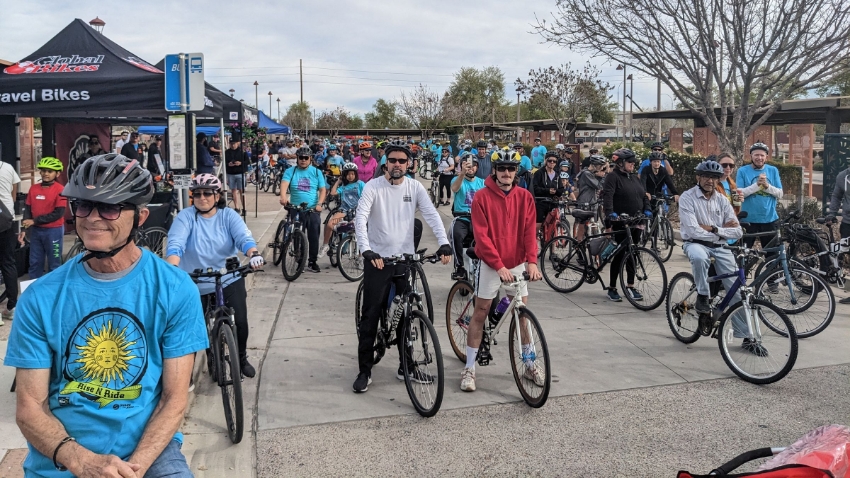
[139,226,168,258]
[337,236,364,282]
[508,307,551,408]
[540,236,586,293]
[665,272,701,344]
[281,230,307,281]
[262,175,270,192]
[656,218,675,262]
[445,280,475,362]
[620,246,668,311]
[401,310,444,417]
[271,220,286,266]
[753,266,835,338]
[717,298,797,385]
[217,325,244,443]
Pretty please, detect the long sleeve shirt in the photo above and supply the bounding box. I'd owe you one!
[640,167,678,197]
[355,176,448,257]
[678,186,742,244]
[829,168,850,224]
[602,168,650,216]
[736,164,782,224]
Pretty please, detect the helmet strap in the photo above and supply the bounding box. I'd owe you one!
[78,209,139,263]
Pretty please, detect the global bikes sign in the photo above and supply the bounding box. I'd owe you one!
[3,55,106,74]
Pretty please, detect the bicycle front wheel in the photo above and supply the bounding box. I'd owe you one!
[445,280,475,362]
[665,272,701,344]
[401,310,444,417]
[337,236,364,282]
[271,220,286,266]
[282,230,307,281]
[753,266,835,338]
[139,226,168,258]
[354,280,364,338]
[328,233,340,267]
[656,218,675,262]
[412,263,434,323]
[218,325,244,443]
[620,246,668,311]
[508,307,551,408]
[272,177,281,196]
[717,298,797,385]
[540,236,586,293]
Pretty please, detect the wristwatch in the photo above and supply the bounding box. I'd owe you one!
[711,225,719,234]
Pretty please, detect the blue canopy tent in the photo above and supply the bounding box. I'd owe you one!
[258,111,291,134]
[137,125,225,136]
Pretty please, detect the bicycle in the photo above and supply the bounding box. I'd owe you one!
[540,213,668,311]
[353,253,444,417]
[538,197,572,251]
[665,243,798,384]
[332,211,364,282]
[189,258,262,443]
[428,174,440,208]
[445,254,551,408]
[418,151,436,180]
[275,202,310,281]
[639,195,676,262]
[786,215,848,288]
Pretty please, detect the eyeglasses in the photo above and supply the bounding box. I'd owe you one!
[387,158,409,164]
[496,165,517,172]
[192,190,217,198]
[297,156,311,160]
[546,160,557,164]
[72,200,130,220]
[652,148,663,152]
[720,163,735,169]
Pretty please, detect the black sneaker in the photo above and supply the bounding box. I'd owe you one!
[353,372,372,393]
[607,288,622,302]
[695,294,711,314]
[839,297,850,305]
[241,358,256,378]
[307,262,321,273]
[741,338,769,357]
[397,366,434,384]
[451,267,467,281]
[626,287,643,301]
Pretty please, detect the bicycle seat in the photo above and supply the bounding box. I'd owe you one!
[737,211,748,220]
[465,248,478,260]
[416,248,427,254]
[571,209,595,221]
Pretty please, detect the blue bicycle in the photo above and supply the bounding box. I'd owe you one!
[665,243,798,385]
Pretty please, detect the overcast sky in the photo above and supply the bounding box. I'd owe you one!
[0,0,672,120]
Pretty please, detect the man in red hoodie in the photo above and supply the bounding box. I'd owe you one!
[461,151,542,392]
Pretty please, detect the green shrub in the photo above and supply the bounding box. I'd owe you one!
[813,161,824,171]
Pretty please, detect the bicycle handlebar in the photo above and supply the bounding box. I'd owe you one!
[189,263,263,280]
[381,253,440,265]
[504,271,531,283]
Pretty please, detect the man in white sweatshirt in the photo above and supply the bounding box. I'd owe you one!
[353,143,454,393]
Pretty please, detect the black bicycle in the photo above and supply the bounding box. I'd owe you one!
[270,202,310,281]
[639,195,676,262]
[190,258,261,443]
[354,253,445,417]
[540,213,668,310]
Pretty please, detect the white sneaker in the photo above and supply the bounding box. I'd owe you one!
[522,362,545,387]
[460,367,476,392]
[317,244,330,259]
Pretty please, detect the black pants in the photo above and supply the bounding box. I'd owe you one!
[358,261,411,374]
[303,210,321,263]
[438,174,453,200]
[742,220,779,260]
[201,277,249,360]
[452,219,472,265]
[0,227,18,310]
[414,218,422,250]
[609,224,642,289]
[840,222,850,241]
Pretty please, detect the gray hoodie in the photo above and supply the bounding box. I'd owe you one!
[828,168,850,224]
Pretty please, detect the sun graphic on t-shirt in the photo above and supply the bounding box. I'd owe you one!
[74,321,138,384]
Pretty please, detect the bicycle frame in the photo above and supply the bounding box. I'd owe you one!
[747,230,799,305]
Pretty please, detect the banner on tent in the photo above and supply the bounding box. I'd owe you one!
[55,122,110,233]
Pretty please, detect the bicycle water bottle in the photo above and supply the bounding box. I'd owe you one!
[490,297,511,324]
[600,241,618,261]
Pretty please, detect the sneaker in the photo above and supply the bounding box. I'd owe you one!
[188,376,195,393]
[626,287,643,301]
[451,267,467,281]
[1,307,13,321]
[522,362,546,387]
[839,296,850,305]
[240,358,256,378]
[695,294,711,314]
[396,366,434,384]
[460,368,476,392]
[741,338,769,357]
[607,288,622,302]
[352,372,372,393]
[307,262,321,273]
[317,244,330,259]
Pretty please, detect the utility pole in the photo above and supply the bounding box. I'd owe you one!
[657,77,662,141]
[300,59,303,104]
[253,81,258,112]
[617,64,626,142]
[628,74,634,141]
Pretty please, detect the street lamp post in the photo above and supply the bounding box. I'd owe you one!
[229,88,235,98]
[617,64,626,142]
[88,17,105,34]
[515,86,523,141]
[627,74,634,140]
[253,81,258,111]
[276,98,281,121]
[268,91,272,116]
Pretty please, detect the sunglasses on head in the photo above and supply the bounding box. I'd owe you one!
[387,158,408,164]
[496,165,517,172]
[72,200,131,220]
[192,190,217,198]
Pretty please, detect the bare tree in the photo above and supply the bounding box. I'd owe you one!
[316,106,356,138]
[396,85,451,138]
[515,63,612,140]
[535,0,850,161]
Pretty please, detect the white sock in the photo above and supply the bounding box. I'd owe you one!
[523,344,536,365]
[465,346,478,370]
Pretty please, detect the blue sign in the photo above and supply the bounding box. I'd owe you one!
[164,53,204,112]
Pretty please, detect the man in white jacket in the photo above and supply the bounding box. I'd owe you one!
[353,143,453,393]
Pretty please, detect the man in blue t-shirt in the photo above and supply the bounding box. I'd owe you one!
[6,154,207,477]
[531,138,547,169]
[736,142,783,251]
[449,157,486,280]
[280,146,327,273]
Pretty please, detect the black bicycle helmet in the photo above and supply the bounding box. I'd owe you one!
[749,142,769,154]
[545,151,559,160]
[651,141,664,150]
[612,148,636,163]
[588,155,607,166]
[649,151,665,161]
[695,160,724,177]
[296,146,312,157]
[62,153,153,206]
[476,140,487,148]
[384,140,412,159]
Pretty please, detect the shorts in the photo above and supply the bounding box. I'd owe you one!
[228,174,245,191]
[474,261,528,300]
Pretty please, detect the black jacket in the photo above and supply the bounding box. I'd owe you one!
[532,168,565,200]
[603,167,650,216]
[120,142,140,160]
[225,148,246,175]
[641,167,678,197]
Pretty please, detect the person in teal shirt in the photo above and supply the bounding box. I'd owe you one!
[280,146,327,272]
[531,138,547,169]
[736,142,783,252]
[449,156,485,280]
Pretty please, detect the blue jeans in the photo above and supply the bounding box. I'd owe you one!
[683,242,746,337]
[28,226,63,279]
[144,439,192,478]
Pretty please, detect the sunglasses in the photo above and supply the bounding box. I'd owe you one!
[720,163,735,169]
[496,165,517,172]
[387,158,409,164]
[72,200,130,220]
[297,156,311,160]
[652,148,663,152]
[546,159,557,164]
[192,190,217,198]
